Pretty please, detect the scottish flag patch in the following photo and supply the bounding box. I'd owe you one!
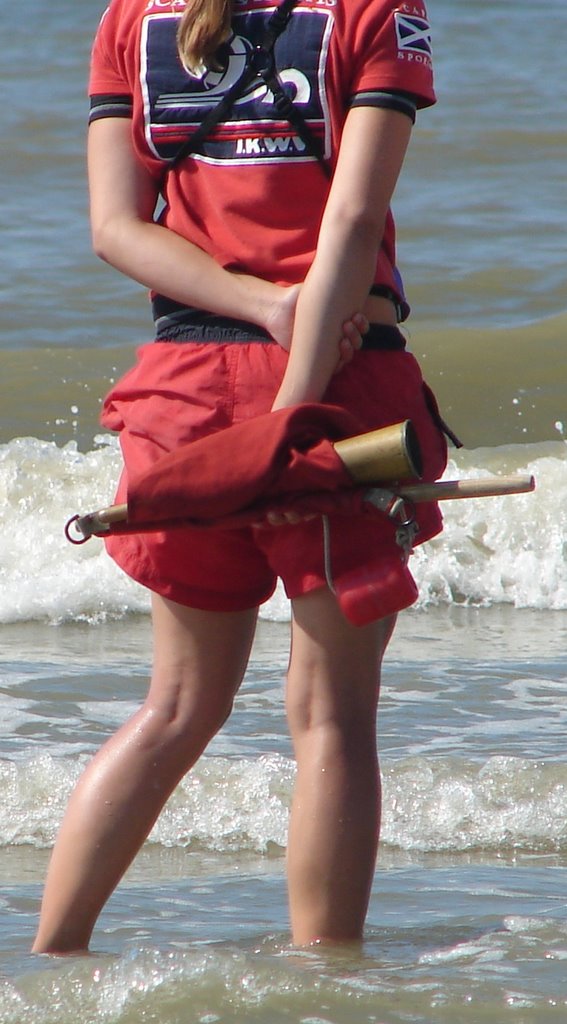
[394,13,432,57]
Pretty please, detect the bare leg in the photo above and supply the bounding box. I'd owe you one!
[286,587,395,945]
[32,596,257,954]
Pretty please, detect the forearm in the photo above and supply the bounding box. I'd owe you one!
[271,220,379,409]
[270,106,412,411]
[93,214,281,329]
[88,118,286,335]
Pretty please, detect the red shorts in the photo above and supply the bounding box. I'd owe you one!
[100,339,448,611]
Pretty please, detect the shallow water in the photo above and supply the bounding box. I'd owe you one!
[2,611,567,1021]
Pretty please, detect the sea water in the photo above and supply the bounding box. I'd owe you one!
[1,0,567,1020]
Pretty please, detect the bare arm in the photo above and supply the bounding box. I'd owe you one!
[87,118,297,344]
[271,106,413,409]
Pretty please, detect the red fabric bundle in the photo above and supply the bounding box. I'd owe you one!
[127,403,362,528]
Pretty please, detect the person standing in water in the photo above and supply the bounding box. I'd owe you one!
[33,0,447,953]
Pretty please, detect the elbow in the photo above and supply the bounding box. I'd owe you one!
[90,220,111,264]
[342,206,386,250]
[325,200,387,257]
[91,208,152,267]
[90,218,120,265]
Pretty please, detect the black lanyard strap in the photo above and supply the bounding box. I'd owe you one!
[261,63,328,174]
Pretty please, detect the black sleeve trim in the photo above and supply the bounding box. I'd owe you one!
[89,93,134,124]
[350,89,418,124]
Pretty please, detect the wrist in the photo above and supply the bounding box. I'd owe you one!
[232,274,281,332]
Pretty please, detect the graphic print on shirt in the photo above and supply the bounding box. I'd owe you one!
[394,11,432,67]
[140,7,333,166]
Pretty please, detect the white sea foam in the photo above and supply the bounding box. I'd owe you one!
[0,436,565,624]
[413,444,567,611]
[3,749,567,856]
[0,436,148,624]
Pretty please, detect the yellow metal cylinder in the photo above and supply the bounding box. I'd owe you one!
[333,420,422,484]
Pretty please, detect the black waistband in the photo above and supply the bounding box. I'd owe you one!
[362,324,406,350]
[152,297,406,350]
[153,298,273,343]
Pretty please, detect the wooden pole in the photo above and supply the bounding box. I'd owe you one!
[74,474,535,540]
[397,475,535,503]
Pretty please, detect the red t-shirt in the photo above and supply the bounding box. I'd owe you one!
[89,0,435,309]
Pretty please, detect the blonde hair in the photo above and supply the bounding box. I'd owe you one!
[177,0,233,74]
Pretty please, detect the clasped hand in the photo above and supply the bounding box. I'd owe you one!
[265,284,368,374]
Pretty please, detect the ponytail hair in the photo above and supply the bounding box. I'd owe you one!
[177,0,233,74]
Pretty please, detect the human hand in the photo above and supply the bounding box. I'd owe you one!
[266,289,368,371]
[253,509,317,528]
[264,284,301,350]
[334,312,368,373]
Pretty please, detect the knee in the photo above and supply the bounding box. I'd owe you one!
[285,663,378,755]
[138,673,235,761]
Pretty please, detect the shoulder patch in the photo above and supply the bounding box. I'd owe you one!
[394,13,432,58]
